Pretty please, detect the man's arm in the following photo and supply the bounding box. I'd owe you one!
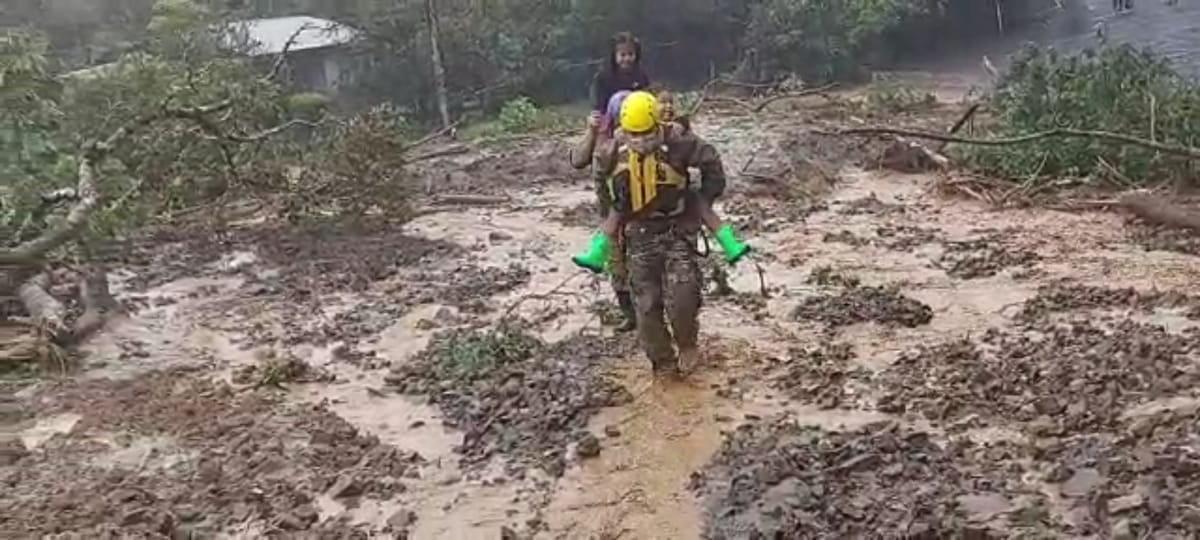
[569,127,597,170]
[589,72,609,112]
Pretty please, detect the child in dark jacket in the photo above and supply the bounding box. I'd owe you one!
[588,32,650,136]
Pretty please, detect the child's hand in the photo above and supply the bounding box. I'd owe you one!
[587,111,601,128]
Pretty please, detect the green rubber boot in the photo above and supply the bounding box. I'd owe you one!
[572,231,613,274]
[714,223,751,265]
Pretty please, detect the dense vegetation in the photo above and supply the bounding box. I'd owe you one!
[2,0,1044,121]
[962,43,1200,185]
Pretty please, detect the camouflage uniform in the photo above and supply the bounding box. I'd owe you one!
[571,130,638,330]
[594,123,727,372]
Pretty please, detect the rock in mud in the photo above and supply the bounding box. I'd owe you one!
[791,284,933,329]
[387,325,633,475]
[876,319,1200,433]
[691,416,1002,538]
[575,433,601,459]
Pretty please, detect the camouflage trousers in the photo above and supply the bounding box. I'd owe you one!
[625,218,703,368]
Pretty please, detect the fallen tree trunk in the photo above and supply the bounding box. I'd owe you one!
[16,273,66,339]
[1118,193,1200,231]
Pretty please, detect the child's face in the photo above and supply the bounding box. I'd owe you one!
[615,44,637,71]
[657,92,675,121]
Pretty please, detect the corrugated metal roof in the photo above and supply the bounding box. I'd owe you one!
[225,15,360,56]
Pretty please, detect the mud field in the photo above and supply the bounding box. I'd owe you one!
[6,89,1200,539]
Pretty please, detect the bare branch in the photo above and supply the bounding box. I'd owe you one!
[263,23,311,83]
[833,126,1200,160]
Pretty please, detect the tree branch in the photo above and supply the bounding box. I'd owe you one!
[833,126,1200,160]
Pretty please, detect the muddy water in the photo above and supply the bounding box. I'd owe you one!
[16,90,1200,539]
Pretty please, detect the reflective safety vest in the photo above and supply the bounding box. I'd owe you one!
[607,143,687,217]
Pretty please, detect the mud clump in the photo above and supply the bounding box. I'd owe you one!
[772,343,868,409]
[1128,223,1200,257]
[837,194,907,216]
[549,201,597,229]
[404,264,532,312]
[119,219,460,294]
[875,224,940,251]
[821,230,870,247]
[232,350,336,387]
[3,371,416,537]
[1039,408,1200,537]
[937,237,1040,280]
[791,284,933,329]
[386,325,633,475]
[877,319,1200,433]
[690,418,992,539]
[1016,282,1197,321]
[806,266,862,289]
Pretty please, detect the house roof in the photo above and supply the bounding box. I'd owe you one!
[225,15,360,56]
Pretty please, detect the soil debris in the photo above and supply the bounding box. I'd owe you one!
[232,349,336,387]
[937,236,1040,280]
[119,220,461,294]
[806,266,862,289]
[791,284,933,329]
[876,319,1200,432]
[771,342,868,409]
[385,325,632,475]
[1128,222,1200,257]
[875,224,940,251]
[1039,409,1200,537]
[821,230,870,247]
[690,417,1008,539]
[836,194,906,216]
[3,370,417,537]
[550,201,597,229]
[1016,282,1198,321]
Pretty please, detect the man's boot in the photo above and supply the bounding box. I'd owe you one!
[615,290,637,332]
[678,347,701,374]
[713,223,751,265]
[650,355,681,378]
[572,231,612,274]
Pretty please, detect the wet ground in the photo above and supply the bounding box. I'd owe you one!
[6,90,1200,539]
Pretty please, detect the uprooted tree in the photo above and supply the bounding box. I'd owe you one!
[0,10,427,371]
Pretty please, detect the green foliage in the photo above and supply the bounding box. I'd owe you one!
[744,0,928,82]
[961,44,1200,184]
[864,75,935,113]
[498,96,538,134]
[284,103,416,223]
[420,325,544,382]
[1,29,72,242]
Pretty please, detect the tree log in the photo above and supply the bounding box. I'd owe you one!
[1119,193,1200,231]
[17,273,66,339]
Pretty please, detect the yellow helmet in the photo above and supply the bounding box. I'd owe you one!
[619,90,658,133]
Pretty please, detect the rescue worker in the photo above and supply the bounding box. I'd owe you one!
[586,90,735,376]
[570,91,640,332]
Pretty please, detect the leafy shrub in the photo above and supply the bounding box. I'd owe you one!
[961,44,1200,184]
[284,103,416,223]
[864,75,935,113]
[498,96,539,133]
